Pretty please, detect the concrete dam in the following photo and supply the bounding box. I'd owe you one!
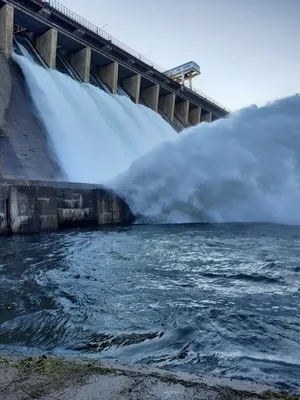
[0,0,228,234]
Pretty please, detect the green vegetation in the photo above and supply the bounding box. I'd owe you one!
[0,355,116,382]
[261,391,300,400]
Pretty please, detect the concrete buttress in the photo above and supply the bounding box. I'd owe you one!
[175,100,189,125]
[36,28,58,69]
[189,106,201,126]
[141,84,160,112]
[122,74,141,103]
[201,111,212,123]
[71,47,91,83]
[159,93,176,122]
[98,61,118,94]
[0,4,14,58]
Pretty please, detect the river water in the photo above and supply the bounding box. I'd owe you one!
[0,223,299,391]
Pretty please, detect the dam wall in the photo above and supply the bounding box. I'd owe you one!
[0,180,132,235]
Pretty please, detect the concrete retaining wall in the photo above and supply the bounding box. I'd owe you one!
[0,181,132,235]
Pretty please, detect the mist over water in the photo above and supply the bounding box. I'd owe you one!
[14,53,300,224]
[114,95,300,224]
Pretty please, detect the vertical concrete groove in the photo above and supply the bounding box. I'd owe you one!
[0,4,14,58]
[159,93,176,122]
[98,61,119,94]
[70,47,91,83]
[141,84,160,112]
[122,74,141,104]
[36,28,58,69]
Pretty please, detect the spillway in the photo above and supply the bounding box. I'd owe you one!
[13,50,176,184]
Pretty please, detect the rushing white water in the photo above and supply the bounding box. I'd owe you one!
[113,95,300,224]
[14,51,300,224]
[13,52,176,183]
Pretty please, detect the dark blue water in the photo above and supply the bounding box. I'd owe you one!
[0,224,299,391]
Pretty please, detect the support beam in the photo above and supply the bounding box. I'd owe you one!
[175,100,190,125]
[201,111,212,123]
[0,5,14,58]
[122,74,141,104]
[189,107,201,126]
[98,61,118,94]
[36,28,57,69]
[71,47,91,83]
[141,84,160,112]
[159,93,176,122]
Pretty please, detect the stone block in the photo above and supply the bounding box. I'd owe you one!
[56,188,96,228]
[9,186,40,234]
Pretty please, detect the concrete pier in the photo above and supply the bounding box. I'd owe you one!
[159,93,176,122]
[36,28,57,69]
[122,74,141,104]
[98,61,118,94]
[201,111,212,123]
[141,84,160,112]
[189,106,201,126]
[0,4,14,58]
[175,100,189,125]
[0,181,132,235]
[70,47,91,83]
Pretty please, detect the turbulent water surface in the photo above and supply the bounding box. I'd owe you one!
[0,224,300,391]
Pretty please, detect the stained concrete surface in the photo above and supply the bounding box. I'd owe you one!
[0,53,63,181]
[0,355,295,400]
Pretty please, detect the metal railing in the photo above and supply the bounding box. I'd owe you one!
[42,0,229,112]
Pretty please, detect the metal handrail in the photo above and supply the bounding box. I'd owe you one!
[43,0,229,112]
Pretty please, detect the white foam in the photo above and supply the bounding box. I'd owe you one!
[112,96,300,224]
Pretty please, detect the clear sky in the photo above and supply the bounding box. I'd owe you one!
[59,0,299,111]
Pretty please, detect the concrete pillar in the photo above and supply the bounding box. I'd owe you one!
[159,93,176,122]
[201,111,212,123]
[98,61,118,94]
[0,186,9,235]
[175,100,190,125]
[0,4,14,58]
[37,28,57,69]
[71,47,91,83]
[122,74,141,104]
[189,106,201,126]
[141,84,160,112]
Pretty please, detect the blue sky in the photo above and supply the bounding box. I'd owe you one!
[59,0,299,111]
